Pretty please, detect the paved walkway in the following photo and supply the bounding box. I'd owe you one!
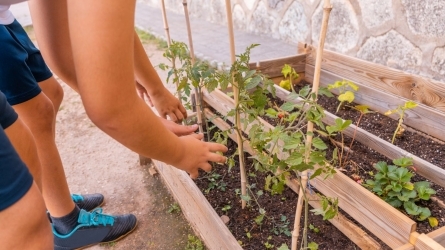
[134,2,297,66]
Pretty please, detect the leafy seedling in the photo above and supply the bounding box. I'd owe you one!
[279,64,299,91]
[327,80,359,113]
[384,101,418,144]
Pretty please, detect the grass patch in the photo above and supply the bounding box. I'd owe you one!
[135,27,168,49]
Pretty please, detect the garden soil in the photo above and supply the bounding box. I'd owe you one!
[54,42,197,249]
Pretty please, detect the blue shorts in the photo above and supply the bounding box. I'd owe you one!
[0,19,52,105]
[0,91,33,211]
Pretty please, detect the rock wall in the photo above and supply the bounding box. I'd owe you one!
[143,0,445,82]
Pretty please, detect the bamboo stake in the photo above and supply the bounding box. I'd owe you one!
[182,0,204,133]
[160,0,184,116]
[225,0,247,209]
[291,1,332,250]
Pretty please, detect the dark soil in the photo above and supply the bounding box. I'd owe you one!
[195,134,362,250]
[290,81,445,233]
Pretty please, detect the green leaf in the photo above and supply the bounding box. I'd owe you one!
[404,201,421,215]
[393,157,414,168]
[418,207,431,221]
[428,217,439,227]
[283,136,301,150]
[311,168,323,179]
[280,102,295,112]
[318,87,334,97]
[299,85,311,97]
[254,213,265,225]
[265,108,278,117]
[277,244,290,250]
[308,242,319,250]
[386,197,403,207]
[281,64,292,77]
[312,137,328,150]
[392,183,403,192]
[279,80,291,91]
[404,101,418,109]
[338,91,355,103]
[245,75,262,90]
[285,153,303,166]
[374,161,388,173]
[398,190,417,201]
[403,182,414,190]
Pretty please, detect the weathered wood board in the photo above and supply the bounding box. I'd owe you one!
[153,160,242,250]
[305,45,445,112]
[248,54,306,78]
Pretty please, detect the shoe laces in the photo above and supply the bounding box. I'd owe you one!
[78,208,115,227]
[53,208,115,238]
[71,194,84,203]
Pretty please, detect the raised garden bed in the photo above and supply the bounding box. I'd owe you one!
[148,44,445,250]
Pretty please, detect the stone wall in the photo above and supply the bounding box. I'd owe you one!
[143,0,445,82]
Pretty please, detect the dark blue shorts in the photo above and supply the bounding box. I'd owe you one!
[0,91,33,211]
[0,19,52,105]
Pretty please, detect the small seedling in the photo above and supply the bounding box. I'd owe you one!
[364,157,437,222]
[279,64,299,91]
[264,236,274,249]
[308,241,319,250]
[327,80,359,113]
[167,203,181,214]
[309,224,320,233]
[271,215,292,236]
[311,195,338,220]
[185,235,204,250]
[221,204,232,213]
[384,100,418,143]
[277,243,290,250]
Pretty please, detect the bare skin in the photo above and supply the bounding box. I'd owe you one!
[0,182,53,250]
[29,0,227,178]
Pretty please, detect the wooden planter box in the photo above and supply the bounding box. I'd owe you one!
[148,45,445,250]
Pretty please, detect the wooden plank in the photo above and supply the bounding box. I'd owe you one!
[273,84,445,189]
[204,108,382,250]
[203,88,416,248]
[415,233,445,250]
[311,169,416,248]
[305,45,445,112]
[285,178,382,250]
[305,64,445,142]
[427,226,445,246]
[153,160,242,250]
[248,54,306,78]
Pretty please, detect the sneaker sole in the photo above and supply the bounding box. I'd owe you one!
[72,220,138,250]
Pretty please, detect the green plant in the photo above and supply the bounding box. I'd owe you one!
[327,80,359,113]
[279,64,299,91]
[364,157,436,222]
[200,172,227,194]
[271,215,292,237]
[384,100,418,144]
[277,243,290,250]
[264,236,274,249]
[311,195,338,220]
[185,235,204,250]
[167,203,181,214]
[221,204,232,213]
[308,242,319,250]
[309,224,320,233]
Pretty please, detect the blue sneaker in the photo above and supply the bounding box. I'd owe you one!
[53,208,137,250]
[71,193,104,211]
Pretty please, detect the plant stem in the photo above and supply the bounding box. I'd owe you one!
[344,112,363,164]
[291,1,332,249]
[392,117,404,144]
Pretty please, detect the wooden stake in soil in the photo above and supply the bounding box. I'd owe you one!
[291,1,332,250]
[182,0,204,133]
[225,0,247,209]
[160,0,184,114]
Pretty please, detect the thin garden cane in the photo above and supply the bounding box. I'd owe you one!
[182,0,204,133]
[225,0,248,209]
[160,0,185,123]
[291,1,332,250]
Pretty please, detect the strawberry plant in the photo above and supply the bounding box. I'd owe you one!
[384,100,418,144]
[364,157,437,222]
[327,80,359,113]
